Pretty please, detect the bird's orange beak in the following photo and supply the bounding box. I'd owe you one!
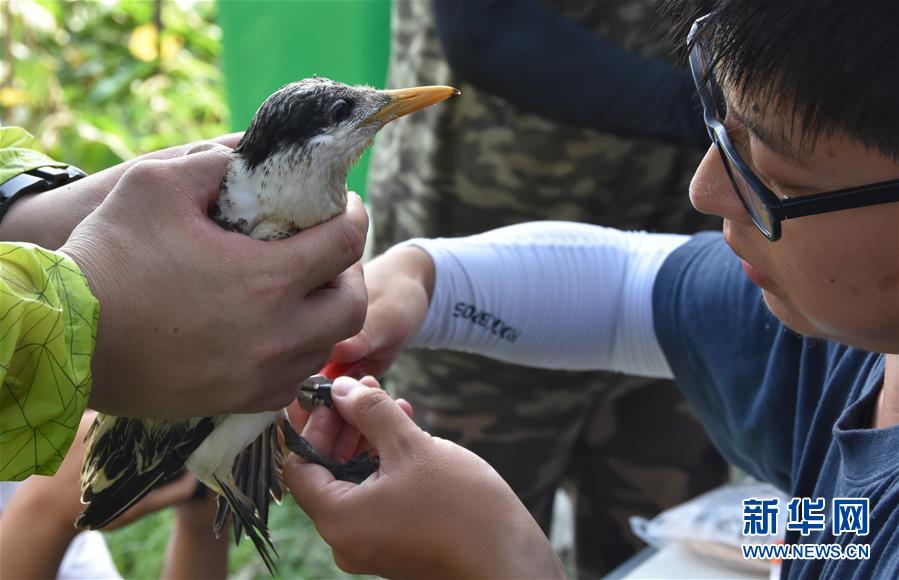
[361,85,459,126]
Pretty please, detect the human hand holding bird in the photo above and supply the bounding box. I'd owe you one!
[74,78,457,574]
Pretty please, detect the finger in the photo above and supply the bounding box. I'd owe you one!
[329,375,380,460]
[330,334,371,363]
[300,403,344,458]
[78,139,235,203]
[297,264,367,348]
[333,422,363,463]
[267,193,369,292]
[396,398,414,418]
[286,399,312,432]
[212,132,243,148]
[141,135,238,161]
[329,338,390,379]
[351,385,408,456]
[355,436,375,459]
[123,147,233,212]
[329,377,421,457]
[329,302,399,378]
[283,454,353,523]
[182,141,221,155]
[320,358,368,379]
[168,145,234,209]
[358,375,381,389]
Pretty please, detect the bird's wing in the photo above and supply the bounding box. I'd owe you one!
[212,421,284,574]
[77,414,216,529]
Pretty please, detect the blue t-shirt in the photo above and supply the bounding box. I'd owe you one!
[653,232,898,579]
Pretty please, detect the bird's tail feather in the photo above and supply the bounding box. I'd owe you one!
[213,423,284,537]
[213,474,279,575]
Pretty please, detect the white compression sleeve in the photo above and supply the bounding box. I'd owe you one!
[394,221,688,378]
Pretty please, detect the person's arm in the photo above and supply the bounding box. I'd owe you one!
[160,488,229,580]
[0,133,242,249]
[0,412,203,579]
[0,243,99,479]
[432,0,710,147]
[331,221,688,379]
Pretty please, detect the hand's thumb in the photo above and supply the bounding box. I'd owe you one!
[283,453,343,521]
[163,144,233,208]
[329,330,373,365]
[330,377,420,455]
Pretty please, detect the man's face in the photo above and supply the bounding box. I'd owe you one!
[689,90,899,354]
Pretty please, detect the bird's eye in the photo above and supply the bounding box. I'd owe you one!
[330,99,352,123]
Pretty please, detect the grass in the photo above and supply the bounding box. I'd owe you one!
[104,495,364,579]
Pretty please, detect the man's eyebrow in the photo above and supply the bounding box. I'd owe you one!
[729,107,807,165]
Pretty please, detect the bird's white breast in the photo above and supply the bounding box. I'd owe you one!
[222,164,264,227]
[223,153,347,232]
[185,410,285,480]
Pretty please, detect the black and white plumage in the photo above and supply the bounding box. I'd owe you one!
[76,77,457,574]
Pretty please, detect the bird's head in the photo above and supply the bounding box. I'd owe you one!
[221,77,457,233]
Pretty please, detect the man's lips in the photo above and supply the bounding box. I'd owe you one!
[740,258,774,288]
[724,233,776,289]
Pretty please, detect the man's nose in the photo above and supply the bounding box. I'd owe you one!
[689,144,753,224]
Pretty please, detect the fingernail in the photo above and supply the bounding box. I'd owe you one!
[331,376,357,397]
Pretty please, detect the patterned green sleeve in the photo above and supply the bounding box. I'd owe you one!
[0,127,68,185]
[0,242,100,480]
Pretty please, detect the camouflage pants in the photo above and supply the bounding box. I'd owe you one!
[385,349,728,578]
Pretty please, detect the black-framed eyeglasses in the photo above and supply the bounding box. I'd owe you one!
[687,13,899,241]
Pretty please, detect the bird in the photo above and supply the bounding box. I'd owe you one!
[75,77,458,574]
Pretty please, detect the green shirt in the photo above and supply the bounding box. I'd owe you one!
[0,128,100,480]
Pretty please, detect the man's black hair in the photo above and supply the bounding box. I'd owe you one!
[663,0,899,160]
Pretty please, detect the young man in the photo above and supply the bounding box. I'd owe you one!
[284,0,898,577]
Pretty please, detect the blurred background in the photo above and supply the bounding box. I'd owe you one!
[1,0,391,577]
[1,0,389,194]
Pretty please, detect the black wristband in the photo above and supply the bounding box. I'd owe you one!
[0,165,87,222]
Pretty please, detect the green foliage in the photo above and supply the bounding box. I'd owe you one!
[1,0,229,173]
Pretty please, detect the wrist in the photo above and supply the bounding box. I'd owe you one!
[457,511,565,579]
[58,239,126,414]
[376,245,435,347]
[388,244,435,302]
[0,165,87,248]
[15,486,83,543]
[494,518,566,579]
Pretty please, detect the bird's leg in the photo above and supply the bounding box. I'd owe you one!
[280,421,379,484]
[285,376,379,484]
